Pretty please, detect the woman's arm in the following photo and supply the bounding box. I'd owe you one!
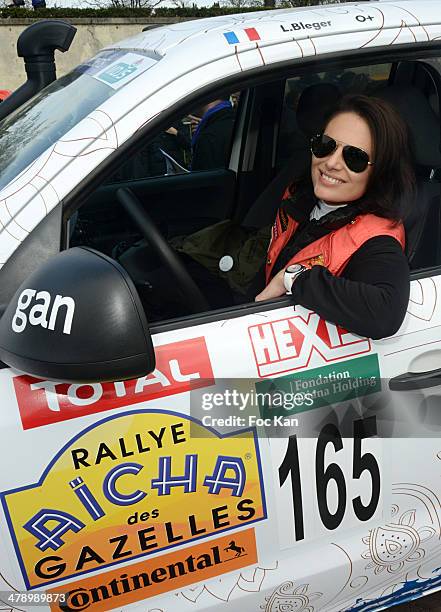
[256,236,410,339]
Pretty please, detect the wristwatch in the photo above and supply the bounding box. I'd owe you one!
[284,264,308,294]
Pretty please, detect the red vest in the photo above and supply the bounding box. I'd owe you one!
[266,206,405,283]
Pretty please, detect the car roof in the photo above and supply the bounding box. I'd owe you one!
[106,0,441,60]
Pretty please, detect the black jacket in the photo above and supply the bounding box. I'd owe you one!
[272,183,410,340]
[192,107,235,171]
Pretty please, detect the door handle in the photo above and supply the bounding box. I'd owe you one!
[389,369,441,390]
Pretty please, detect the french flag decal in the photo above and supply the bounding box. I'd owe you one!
[223,27,261,44]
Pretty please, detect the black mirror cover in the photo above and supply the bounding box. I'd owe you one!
[0,247,155,382]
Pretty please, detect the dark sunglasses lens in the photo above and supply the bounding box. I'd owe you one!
[311,134,336,158]
[343,145,369,173]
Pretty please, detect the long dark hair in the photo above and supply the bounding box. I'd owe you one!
[324,94,416,221]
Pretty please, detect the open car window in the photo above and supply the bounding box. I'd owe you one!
[106,93,241,182]
[68,56,441,326]
[69,90,246,322]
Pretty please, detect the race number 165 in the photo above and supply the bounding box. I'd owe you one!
[278,416,381,542]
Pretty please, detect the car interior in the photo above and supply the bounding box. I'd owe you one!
[68,57,441,325]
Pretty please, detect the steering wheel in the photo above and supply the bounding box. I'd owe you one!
[117,188,209,313]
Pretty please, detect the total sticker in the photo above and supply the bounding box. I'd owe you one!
[1,410,266,588]
[14,336,215,430]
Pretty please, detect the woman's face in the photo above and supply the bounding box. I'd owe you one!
[311,111,373,205]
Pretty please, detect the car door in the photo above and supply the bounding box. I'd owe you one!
[0,70,388,611]
[347,58,441,610]
[257,57,441,611]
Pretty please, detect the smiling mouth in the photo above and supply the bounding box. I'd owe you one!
[320,170,344,185]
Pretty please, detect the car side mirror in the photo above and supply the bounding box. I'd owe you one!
[0,247,155,382]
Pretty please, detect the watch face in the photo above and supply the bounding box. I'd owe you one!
[286,264,304,274]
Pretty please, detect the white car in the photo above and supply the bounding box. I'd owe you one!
[0,2,440,611]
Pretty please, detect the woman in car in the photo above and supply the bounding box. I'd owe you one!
[255,94,416,339]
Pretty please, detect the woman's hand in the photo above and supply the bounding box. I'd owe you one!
[255,269,286,301]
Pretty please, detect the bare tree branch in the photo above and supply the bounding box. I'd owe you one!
[221,0,263,9]
[169,0,194,8]
[82,0,163,9]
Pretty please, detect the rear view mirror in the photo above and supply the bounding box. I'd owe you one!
[0,247,155,382]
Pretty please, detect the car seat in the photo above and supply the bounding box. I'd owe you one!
[376,80,441,269]
[242,82,341,229]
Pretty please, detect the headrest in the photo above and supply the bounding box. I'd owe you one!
[376,85,441,168]
[296,83,341,137]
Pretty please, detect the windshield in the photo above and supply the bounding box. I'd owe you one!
[0,49,158,193]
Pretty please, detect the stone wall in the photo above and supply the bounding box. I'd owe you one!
[0,18,184,90]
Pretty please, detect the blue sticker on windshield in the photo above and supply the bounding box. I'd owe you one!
[75,50,124,76]
[98,62,138,84]
[92,52,157,90]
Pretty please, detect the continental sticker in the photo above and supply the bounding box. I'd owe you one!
[47,529,257,611]
[1,411,266,589]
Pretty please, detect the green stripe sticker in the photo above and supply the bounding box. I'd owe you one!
[256,353,381,417]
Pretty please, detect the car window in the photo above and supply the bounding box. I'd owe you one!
[69,87,251,323]
[69,56,441,327]
[0,49,159,193]
[108,94,241,182]
[276,59,441,274]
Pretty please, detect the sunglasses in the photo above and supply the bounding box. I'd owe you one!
[310,133,374,173]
